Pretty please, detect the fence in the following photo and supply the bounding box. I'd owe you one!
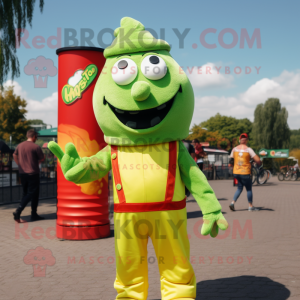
[0,149,57,204]
[202,161,234,180]
[1,151,234,205]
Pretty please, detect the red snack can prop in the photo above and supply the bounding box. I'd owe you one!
[56,47,109,240]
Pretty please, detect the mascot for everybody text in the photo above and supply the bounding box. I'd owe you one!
[49,17,228,300]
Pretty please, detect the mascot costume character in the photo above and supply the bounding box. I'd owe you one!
[49,17,228,300]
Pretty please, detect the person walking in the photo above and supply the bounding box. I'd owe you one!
[192,139,206,171]
[12,129,45,221]
[182,139,195,159]
[229,133,261,212]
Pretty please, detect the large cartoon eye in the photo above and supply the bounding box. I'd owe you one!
[111,58,138,85]
[141,55,167,80]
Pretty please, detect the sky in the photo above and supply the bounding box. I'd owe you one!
[4,0,300,129]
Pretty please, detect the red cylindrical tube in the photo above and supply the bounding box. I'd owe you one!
[56,47,109,240]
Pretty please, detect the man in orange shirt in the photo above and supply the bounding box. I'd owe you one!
[229,133,261,212]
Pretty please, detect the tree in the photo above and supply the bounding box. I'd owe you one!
[252,98,290,150]
[0,85,29,143]
[0,0,44,87]
[290,136,300,150]
[194,113,253,148]
[28,119,46,126]
[290,129,300,150]
[28,119,45,125]
[188,124,223,147]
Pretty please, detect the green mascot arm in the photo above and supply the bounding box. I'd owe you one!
[178,141,221,214]
[74,145,112,184]
[48,141,111,184]
[178,141,228,237]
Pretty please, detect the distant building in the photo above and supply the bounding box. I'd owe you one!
[30,124,50,131]
[37,128,57,143]
[203,147,229,166]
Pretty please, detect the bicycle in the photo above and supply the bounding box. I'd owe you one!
[251,165,257,184]
[251,162,268,185]
[291,168,299,181]
[278,166,294,181]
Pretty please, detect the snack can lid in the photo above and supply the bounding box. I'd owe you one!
[56,46,104,55]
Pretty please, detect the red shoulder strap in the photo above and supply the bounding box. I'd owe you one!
[111,145,126,204]
[164,141,177,202]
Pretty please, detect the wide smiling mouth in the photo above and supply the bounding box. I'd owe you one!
[103,85,182,129]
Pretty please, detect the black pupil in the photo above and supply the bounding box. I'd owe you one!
[149,56,159,64]
[118,60,128,69]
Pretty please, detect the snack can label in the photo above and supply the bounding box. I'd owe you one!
[56,47,109,234]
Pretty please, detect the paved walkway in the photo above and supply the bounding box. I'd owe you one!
[0,176,299,300]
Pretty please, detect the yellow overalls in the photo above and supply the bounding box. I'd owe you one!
[111,141,196,300]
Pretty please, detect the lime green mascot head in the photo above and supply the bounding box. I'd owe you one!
[93,17,194,145]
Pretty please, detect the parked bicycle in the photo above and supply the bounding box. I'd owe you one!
[291,171,298,181]
[290,167,299,181]
[251,161,269,185]
[278,165,296,181]
[266,169,272,180]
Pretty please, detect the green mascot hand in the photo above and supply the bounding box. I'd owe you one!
[201,210,229,238]
[48,141,106,183]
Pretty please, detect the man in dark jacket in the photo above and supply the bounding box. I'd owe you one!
[182,139,195,158]
[192,139,206,171]
[13,129,45,221]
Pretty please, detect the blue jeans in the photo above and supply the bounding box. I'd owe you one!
[233,174,253,204]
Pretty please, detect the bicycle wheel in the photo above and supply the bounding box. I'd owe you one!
[285,173,292,180]
[257,170,268,184]
[251,167,257,184]
[278,173,284,181]
[291,174,297,181]
[266,170,271,179]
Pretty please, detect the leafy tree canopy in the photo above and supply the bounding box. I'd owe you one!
[289,129,300,150]
[252,98,290,150]
[28,119,46,125]
[0,85,29,143]
[188,125,224,148]
[189,113,253,149]
[0,0,44,87]
[291,129,300,136]
[290,135,300,150]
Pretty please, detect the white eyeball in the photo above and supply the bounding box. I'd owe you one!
[111,58,138,85]
[141,55,167,80]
